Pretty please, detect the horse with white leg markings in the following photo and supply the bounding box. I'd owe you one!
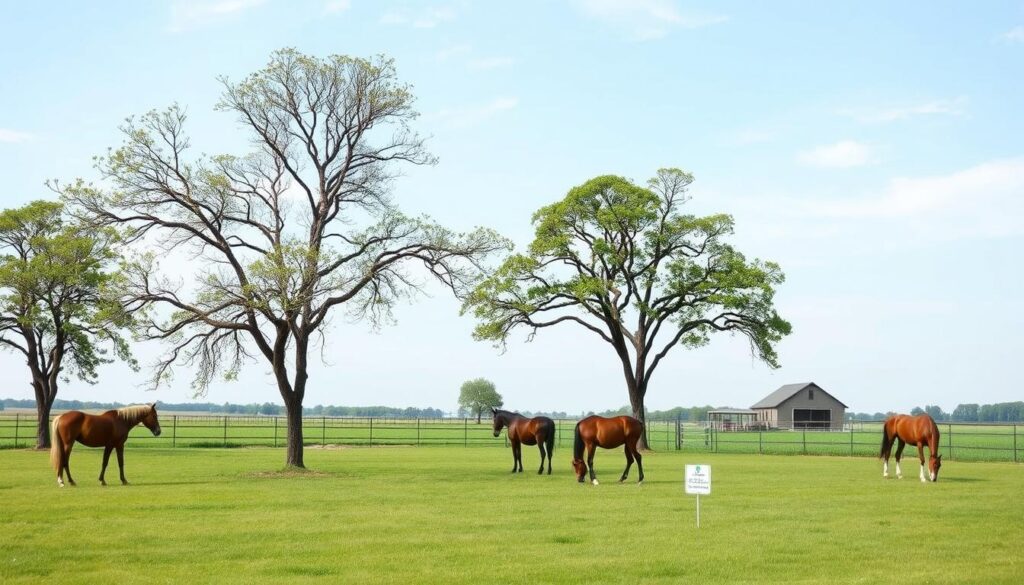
[880,413,942,483]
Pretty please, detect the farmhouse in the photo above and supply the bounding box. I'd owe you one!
[750,382,847,430]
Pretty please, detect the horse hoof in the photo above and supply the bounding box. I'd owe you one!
[592,479,599,486]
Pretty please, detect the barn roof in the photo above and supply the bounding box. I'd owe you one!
[750,382,848,409]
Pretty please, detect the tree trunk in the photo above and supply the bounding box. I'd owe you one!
[283,398,304,468]
[33,380,56,450]
[35,400,52,449]
[628,382,650,451]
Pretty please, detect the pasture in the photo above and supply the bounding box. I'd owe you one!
[2,446,1022,584]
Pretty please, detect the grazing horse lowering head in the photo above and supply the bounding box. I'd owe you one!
[929,453,942,481]
[572,458,587,482]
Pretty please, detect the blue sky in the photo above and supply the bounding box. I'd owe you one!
[1,1,1022,414]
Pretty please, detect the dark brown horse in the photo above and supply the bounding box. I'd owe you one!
[492,408,555,474]
[572,415,644,485]
[880,413,942,482]
[49,403,162,487]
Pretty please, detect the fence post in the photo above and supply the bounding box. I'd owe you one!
[947,423,953,459]
[321,417,326,445]
[802,429,807,455]
[464,417,468,447]
[369,417,373,446]
[172,416,177,448]
[14,413,19,449]
[675,415,681,451]
[1014,424,1018,463]
[416,418,421,446]
[223,416,228,447]
[759,429,763,454]
[850,424,854,456]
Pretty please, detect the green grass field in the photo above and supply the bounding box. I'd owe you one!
[2,446,1022,584]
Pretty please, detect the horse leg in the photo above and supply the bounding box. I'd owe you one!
[99,446,113,486]
[586,444,598,485]
[881,433,891,478]
[916,443,927,483]
[619,447,634,482]
[537,442,546,475]
[116,444,128,485]
[894,439,906,479]
[62,442,76,487]
[634,447,644,484]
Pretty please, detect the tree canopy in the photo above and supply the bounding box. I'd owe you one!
[458,378,503,423]
[463,169,791,445]
[61,49,508,467]
[0,200,134,447]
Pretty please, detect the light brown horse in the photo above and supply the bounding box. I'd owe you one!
[572,415,644,485]
[880,413,942,482]
[492,408,555,474]
[49,403,162,487]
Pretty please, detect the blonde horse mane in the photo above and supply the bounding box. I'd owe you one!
[116,404,153,425]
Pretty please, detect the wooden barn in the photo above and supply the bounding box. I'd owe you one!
[750,382,847,430]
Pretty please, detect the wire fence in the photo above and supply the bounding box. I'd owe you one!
[0,413,1019,462]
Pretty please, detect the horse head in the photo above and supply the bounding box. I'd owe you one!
[929,453,942,481]
[142,403,162,437]
[491,408,504,437]
[572,458,586,482]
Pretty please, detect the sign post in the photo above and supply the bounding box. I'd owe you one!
[684,464,711,528]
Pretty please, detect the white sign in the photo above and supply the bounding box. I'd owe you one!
[685,464,711,495]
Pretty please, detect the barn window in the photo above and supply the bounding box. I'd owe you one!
[808,387,815,400]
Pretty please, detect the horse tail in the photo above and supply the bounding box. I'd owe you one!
[50,415,64,473]
[545,419,555,459]
[573,420,583,461]
[879,419,891,458]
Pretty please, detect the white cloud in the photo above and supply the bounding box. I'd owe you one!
[435,44,472,62]
[168,0,266,32]
[730,128,775,146]
[809,157,1024,234]
[467,56,515,71]
[1000,26,1024,43]
[838,96,968,123]
[380,5,457,28]
[0,128,34,143]
[572,0,727,40]
[797,140,874,168]
[430,97,519,128]
[735,156,1024,245]
[323,0,351,14]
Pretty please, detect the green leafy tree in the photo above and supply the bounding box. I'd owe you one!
[0,201,135,448]
[463,169,791,448]
[954,403,980,422]
[458,378,503,423]
[60,49,508,468]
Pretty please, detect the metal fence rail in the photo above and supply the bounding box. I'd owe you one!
[0,414,1019,462]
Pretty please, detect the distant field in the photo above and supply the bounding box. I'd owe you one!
[2,414,1020,462]
[2,447,1023,584]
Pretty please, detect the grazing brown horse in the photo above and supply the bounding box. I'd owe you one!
[492,408,556,474]
[49,403,162,487]
[572,415,644,485]
[880,413,942,482]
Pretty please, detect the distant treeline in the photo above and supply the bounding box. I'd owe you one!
[0,398,443,418]
[847,402,1024,423]
[519,405,719,421]
[2,399,717,420]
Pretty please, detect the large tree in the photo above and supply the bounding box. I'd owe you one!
[0,201,134,448]
[463,169,791,448]
[61,49,508,468]
[457,378,503,423]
